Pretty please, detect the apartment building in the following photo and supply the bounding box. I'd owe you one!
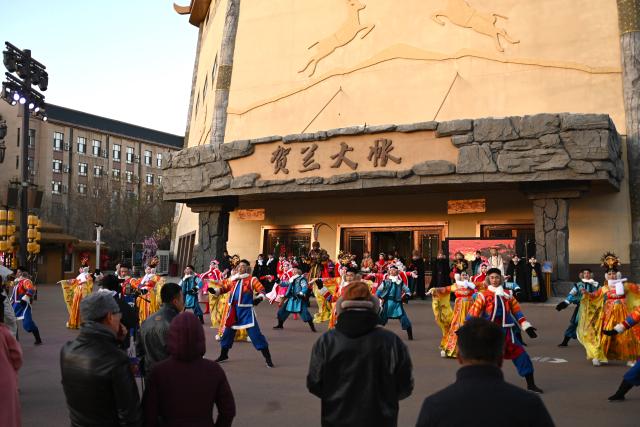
[0,102,184,236]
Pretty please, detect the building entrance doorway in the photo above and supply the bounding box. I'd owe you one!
[340,222,447,269]
[372,231,412,262]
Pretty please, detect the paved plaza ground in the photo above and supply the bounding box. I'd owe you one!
[16,285,639,426]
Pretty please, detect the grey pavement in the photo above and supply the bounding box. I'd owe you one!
[17,285,639,427]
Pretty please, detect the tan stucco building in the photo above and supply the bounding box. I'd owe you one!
[166,0,633,283]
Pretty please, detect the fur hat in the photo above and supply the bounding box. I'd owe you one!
[335,281,380,317]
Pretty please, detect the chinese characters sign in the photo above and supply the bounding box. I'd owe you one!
[269,138,402,175]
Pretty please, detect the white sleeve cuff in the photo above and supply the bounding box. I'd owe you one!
[614,324,626,333]
[21,295,30,303]
[564,300,571,305]
[520,321,532,331]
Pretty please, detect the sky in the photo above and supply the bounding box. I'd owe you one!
[0,0,197,136]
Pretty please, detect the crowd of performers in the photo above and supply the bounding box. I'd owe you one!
[24,243,635,399]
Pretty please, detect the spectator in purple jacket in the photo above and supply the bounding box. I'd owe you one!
[143,312,236,427]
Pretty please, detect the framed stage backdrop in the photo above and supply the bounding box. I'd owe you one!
[446,238,517,262]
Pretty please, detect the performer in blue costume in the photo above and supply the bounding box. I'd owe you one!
[11,267,42,344]
[273,265,316,332]
[376,264,413,340]
[556,268,600,347]
[179,264,204,324]
[210,259,274,367]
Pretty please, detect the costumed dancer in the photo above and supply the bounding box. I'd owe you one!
[327,267,359,329]
[376,264,413,340]
[487,246,505,276]
[467,268,543,393]
[210,259,273,367]
[430,252,451,289]
[471,263,488,291]
[581,263,640,366]
[524,257,547,302]
[11,267,42,344]
[178,264,204,324]
[134,257,164,324]
[556,268,599,348]
[60,257,94,329]
[212,258,250,342]
[604,303,640,401]
[310,248,339,323]
[360,251,374,275]
[449,251,468,282]
[253,254,275,293]
[201,259,226,329]
[429,271,476,357]
[273,265,316,332]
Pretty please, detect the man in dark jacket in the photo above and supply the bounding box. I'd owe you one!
[307,281,413,427]
[98,274,139,350]
[60,292,142,427]
[137,283,184,381]
[415,317,554,427]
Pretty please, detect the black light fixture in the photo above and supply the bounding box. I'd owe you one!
[2,41,49,266]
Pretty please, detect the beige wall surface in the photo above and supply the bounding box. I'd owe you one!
[208,0,624,142]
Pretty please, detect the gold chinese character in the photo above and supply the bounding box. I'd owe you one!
[330,142,358,170]
[368,138,401,167]
[271,146,291,175]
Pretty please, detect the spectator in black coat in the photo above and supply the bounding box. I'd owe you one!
[430,252,451,289]
[415,318,554,427]
[307,281,413,427]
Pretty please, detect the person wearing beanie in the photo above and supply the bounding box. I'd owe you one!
[307,281,413,427]
[60,292,142,426]
[377,264,414,340]
[467,268,543,393]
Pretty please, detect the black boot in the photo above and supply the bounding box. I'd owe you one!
[525,373,543,394]
[558,336,570,347]
[261,348,274,368]
[215,347,229,363]
[273,318,284,329]
[608,380,633,401]
[407,327,413,341]
[33,328,42,345]
[307,320,317,332]
[198,315,204,325]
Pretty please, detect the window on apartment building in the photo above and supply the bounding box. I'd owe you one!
[78,183,87,195]
[112,190,119,200]
[78,162,88,176]
[145,173,154,185]
[156,153,162,168]
[94,165,103,177]
[126,190,136,199]
[93,188,101,198]
[52,181,62,194]
[112,169,121,180]
[157,175,163,186]
[77,137,87,154]
[28,129,35,147]
[53,160,62,173]
[53,132,64,151]
[125,171,133,183]
[92,139,101,157]
[126,147,134,163]
[145,192,154,202]
[27,157,34,173]
[113,144,121,161]
[144,150,152,166]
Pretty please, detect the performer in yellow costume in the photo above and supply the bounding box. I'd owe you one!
[133,257,164,324]
[580,253,640,366]
[59,257,94,329]
[201,259,226,329]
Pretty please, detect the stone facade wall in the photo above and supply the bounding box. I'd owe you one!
[163,113,623,202]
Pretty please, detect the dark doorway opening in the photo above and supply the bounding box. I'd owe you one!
[372,231,412,263]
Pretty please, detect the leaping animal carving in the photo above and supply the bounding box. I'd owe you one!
[299,0,375,77]
[432,0,519,52]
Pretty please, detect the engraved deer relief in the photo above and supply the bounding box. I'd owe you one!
[299,0,375,77]
[432,0,519,52]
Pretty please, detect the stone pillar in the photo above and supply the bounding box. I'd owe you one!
[189,200,236,272]
[617,0,640,280]
[532,198,570,281]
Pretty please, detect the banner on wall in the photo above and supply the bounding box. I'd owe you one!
[446,238,516,262]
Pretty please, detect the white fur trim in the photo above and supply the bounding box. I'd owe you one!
[614,324,626,333]
[520,321,532,331]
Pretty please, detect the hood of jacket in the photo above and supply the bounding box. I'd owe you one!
[335,309,380,338]
[167,312,205,362]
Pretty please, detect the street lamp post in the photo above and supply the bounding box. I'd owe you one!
[94,222,103,271]
[2,42,48,267]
